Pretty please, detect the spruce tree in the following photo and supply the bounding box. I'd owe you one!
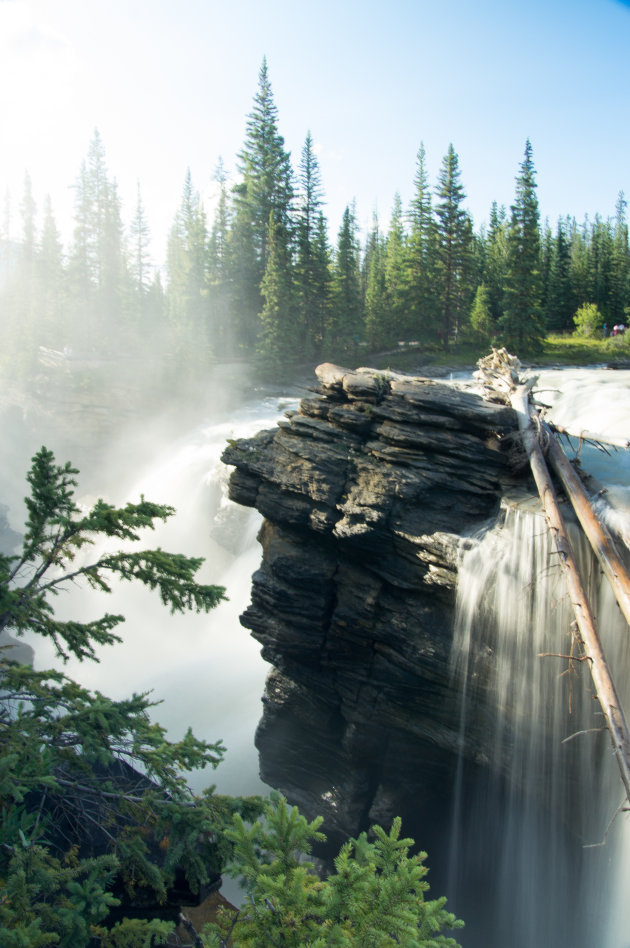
[383,193,407,344]
[208,159,233,356]
[0,447,263,946]
[405,143,437,341]
[499,140,544,353]
[482,202,508,328]
[128,182,152,298]
[434,145,473,346]
[231,58,294,350]
[363,212,387,349]
[38,195,67,349]
[66,130,127,354]
[330,205,362,359]
[309,211,333,356]
[568,216,592,310]
[258,210,297,366]
[206,793,464,947]
[166,169,210,370]
[544,220,574,332]
[609,191,630,324]
[295,131,327,359]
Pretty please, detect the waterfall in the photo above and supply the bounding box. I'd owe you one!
[23,394,299,797]
[449,495,630,948]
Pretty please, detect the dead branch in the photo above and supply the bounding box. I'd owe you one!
[561,727,607,744]
[477,349,630,807]
[545,431,630,631]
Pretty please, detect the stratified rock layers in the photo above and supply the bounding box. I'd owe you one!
[222,364,519,845]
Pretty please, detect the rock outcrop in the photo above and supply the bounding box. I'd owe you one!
[221,363,521,849]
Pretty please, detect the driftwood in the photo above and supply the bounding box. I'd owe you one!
[551,423,630,452]
[545,432,630,630]
[477,350,630,805]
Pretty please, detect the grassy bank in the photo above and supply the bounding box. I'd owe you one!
[365,332,630,375]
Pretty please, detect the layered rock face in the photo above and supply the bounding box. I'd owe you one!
[222,363,520,849]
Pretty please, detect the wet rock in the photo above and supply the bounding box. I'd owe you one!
[221,363,521,841]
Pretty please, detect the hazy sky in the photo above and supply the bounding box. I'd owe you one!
[2,0,629,264]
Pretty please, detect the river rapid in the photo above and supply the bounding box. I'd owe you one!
[3,363,630,946]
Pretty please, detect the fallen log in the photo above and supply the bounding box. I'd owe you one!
[550,424,629,452]
[545,431,630,631]
[509,380,630,804]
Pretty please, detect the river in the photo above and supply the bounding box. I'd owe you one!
[3,363,630,946]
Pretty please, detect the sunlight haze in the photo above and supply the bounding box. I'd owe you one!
[2,0,629,263]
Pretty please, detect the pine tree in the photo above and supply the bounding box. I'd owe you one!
[166,169,210,369]
[309,211,333,356]
[207,159,233,356]
[295,131,327,359]
[568,216,591,310]
[206,793,464,947]
[470,282,494,343]
[231,58,294,350]
[499,140,544,353]
[544,220,574,332]
[38,195,67,348]
[330,205,362,359]
[258,211,297,366]
[434,145,473,346]
[67,131,127,354]
[0,447,263,946]
[609,191,630,324]
[383,193,407,344]
[363,212,387,349]
[128,182,152,298]
[405,143,437,342]
[481,202,508,329]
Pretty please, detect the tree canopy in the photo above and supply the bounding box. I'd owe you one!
[2,58,630,377]
[0,448,463,946]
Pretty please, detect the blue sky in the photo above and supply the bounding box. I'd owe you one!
[1,0,629,263]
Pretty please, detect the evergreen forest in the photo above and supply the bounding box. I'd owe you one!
[2,58,629,389]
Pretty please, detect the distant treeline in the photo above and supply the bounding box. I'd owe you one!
[2,58,629,380]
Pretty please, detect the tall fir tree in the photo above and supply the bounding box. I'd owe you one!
[309,211,333,356]
[128,182,152,298]
[499,139,544,353]
[231,58,294,350]
[544,220,574,332]
[259,210,297,366]
[330,204,362,358]
[67,130,126,353]
[434,144,473,346]
[363,212,388,349]
[207,158,233,355]
[166,169,210,369]
[295,131,327,359]
[568,216,591,311]
[609,191,630,324]
[383,193,407,344]
[38,195,67,348]
[482,202,508,328]
[404,143,437,340]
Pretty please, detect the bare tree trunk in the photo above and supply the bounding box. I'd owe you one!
[510,384,630,804]
[545,432,630,631]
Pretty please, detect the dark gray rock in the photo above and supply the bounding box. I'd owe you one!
[221,364,523,842]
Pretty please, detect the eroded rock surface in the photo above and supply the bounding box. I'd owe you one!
[222,363,520,845]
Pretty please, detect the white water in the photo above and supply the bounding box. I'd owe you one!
[449,368,630,947]
[10,366,630,940]
[22,394,299,797]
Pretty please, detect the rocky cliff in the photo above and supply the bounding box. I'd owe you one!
[221,363,522,850]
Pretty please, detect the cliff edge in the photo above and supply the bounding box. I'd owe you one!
[221,363,520,845]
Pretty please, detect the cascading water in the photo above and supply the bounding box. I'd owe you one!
[10,365,630,940]
[448,367,630,948]
[21,394,300,797]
